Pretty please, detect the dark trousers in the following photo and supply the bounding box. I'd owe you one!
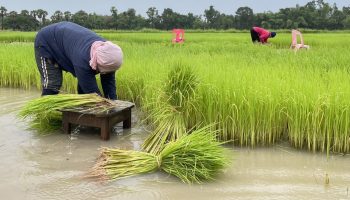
[250,28,260,43]
[34,47,63,95]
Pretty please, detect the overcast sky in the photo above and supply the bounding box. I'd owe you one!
[1,0,349,16]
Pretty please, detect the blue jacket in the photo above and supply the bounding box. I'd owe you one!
[35,21,116,99]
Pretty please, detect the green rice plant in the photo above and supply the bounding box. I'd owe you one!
[2,32,350,153]
[89,126,230,184]
[117,75,145,105]
[142,63,200,154]
[19,93,116,134]
[0,31,36,42]
[142,104,187,154]
[163,63,199,110]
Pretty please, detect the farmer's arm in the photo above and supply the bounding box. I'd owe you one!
[100,73,117,100]
[75,66,102,96]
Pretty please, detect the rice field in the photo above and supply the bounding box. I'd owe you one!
[1,31,350,153]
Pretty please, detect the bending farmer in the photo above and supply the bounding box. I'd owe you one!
[250,26,276,44]
[34,21,123,100]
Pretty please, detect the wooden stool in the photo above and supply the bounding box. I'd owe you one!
[61,100,135,140]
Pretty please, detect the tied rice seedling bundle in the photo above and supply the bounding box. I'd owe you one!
[163,63,198,110]
[19,93,116,133]
[89,126,230,184]
[142,63,199,154]
[142,103,187,154]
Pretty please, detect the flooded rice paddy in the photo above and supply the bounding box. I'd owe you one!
[0,88,349,200]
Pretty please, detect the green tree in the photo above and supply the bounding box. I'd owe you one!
[36,9,48,26]
[235,7,254,29]
[110,6,118,29]
[146,7,160,28]
[89,13,106,29]
[192,15,205,29]
[118,9,145,30]
[185,13,199,29]
[161,8,177,30]
[0,6,7,30]
[42,10,48,25]
[204,6,220,29]
[328,4,345,29]
[3,10,38,30]
[343,16,350,29]
[343,6,350,16]
[64,11,72,21]
[30,10,37,19]
[72,10,89,27]
[8,11,17,29]
[20,10,29,16]
[296,16,308,28]
[51,10,63,23]
[214,14,235,29]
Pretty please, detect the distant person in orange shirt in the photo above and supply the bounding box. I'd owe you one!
[250,26,276,44]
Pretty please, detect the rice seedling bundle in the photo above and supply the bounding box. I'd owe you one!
[142,63,199,154]
[89,127,230,184]
[19,93,116,133]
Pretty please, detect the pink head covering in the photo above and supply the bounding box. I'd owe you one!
[89,41,123,73]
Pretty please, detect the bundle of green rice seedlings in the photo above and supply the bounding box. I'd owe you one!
[142,104,187,154]
[163,63,199,111]
[142,63,199,154]
[89,127,230,184]
[19,93,116,133]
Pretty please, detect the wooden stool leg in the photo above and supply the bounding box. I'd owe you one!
[123,109,132,129]
[100,119,110,140]
[63,116,71,134]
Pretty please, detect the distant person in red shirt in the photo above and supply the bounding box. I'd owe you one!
[250,26,276,44]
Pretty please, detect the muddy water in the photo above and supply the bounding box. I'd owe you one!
[0,88,349,200]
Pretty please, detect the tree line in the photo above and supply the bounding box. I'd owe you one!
[1,0,350,31]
